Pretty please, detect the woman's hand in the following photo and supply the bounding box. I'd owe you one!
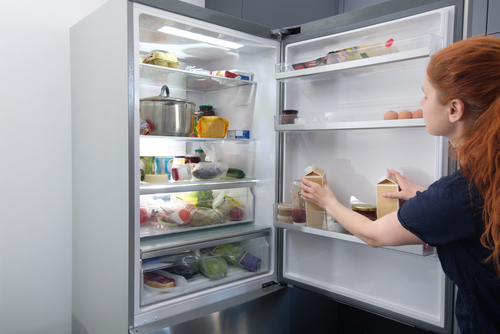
[300,178,336,209]
[383,169,426,201]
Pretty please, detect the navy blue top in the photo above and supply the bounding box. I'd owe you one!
[398,170,500,334]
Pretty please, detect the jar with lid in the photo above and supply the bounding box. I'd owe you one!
[199,105,215,117]
[281,109,298,124]
[195,149,206,162]
[351,204,377,221]
[185,154,201,164]
[173,155,186,165]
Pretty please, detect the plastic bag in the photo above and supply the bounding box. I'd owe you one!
[191,142,228,180]
[163,251,200,279]
[151,201,196,229]
[201,244,261,272]
[198,256,228,279]
[143,270,188,294]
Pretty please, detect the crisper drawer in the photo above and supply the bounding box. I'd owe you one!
[140,182,254,237]
[140,224,271,307]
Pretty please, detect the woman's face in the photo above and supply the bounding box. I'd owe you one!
[419,75,453,138]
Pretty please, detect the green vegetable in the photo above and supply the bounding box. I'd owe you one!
[226,168,245,179]
[189,190,214,208]
[199,256,228,279]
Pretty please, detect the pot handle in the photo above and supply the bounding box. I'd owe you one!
[160,85,170,98]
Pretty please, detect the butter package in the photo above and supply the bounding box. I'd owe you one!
[304,163,327,229]
[196,116,229,138]
[376,174,402,218]
[143,50,181,68]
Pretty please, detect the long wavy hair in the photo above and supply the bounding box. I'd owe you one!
[427,36,500,276]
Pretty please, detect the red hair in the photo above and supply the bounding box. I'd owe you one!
[427,36,500,276]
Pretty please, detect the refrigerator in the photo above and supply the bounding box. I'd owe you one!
[70,0,465,333]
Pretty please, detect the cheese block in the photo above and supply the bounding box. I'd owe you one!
[144,272,176,289]
[144,174,170,183]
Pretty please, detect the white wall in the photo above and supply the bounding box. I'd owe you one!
[0,0,201,333]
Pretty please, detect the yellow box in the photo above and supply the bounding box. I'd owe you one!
[376,174,401,219]
[304,163,327,229]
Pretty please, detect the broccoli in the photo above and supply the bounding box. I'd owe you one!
[189,190,214,208]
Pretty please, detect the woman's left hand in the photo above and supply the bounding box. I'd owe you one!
[300,178,336,209]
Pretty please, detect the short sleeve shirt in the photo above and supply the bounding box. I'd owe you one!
[398,170,500,334]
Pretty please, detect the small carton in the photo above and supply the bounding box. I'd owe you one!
[304,163,327,228]
[376,174,401,218]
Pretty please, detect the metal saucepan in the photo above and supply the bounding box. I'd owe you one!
[140,85,196,136]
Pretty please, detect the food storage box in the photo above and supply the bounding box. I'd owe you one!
[140,187,254,237]
[140,226,271,306]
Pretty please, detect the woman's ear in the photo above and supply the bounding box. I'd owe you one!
[448,99,466,123]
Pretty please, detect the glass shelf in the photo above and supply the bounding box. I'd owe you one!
[140,178,257,195]
[139,64,257,92]
[274,221,435,257]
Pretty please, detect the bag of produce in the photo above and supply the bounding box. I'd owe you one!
[199,256,228,279]
[163,251,200,279]
[151,201,196,229]
[201,244,261,272]
[191,142,228,180]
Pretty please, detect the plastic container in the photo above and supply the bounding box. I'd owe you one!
[352,204,377,221]
[171,164,191,182]
[277,215,293,224]
[277,203,294,216]
[281,110,299,124]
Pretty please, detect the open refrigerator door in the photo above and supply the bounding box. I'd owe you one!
[274,3,461,333]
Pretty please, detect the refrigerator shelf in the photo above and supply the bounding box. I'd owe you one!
[275,118,425,131]
[140,63,257,92]
[274,221,435,257]
[140,135,253,142]
[140,178,257,195]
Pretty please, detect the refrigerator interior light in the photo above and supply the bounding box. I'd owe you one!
[158,26,244,49]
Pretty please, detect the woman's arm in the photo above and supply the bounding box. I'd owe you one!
[300,177,424,247]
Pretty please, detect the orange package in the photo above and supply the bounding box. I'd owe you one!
[196,116,229,138]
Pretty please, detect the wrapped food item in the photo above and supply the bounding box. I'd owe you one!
[189,207,226,227]
[140,118,151,135]
[326,39,398,64]
[229,206,245,221]
[163,251,200,279]
[196,116,229,138]
[143,270,188,293]
[151,202,196,228]
[290,180,306,208]
[210,70,238,78]
[201,244,261,272]
[199,256,228,279]
[292,56,327,70]
[143,50,181,68]
[192,161,228,179]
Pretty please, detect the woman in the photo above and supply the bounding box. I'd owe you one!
[300,36,500,334]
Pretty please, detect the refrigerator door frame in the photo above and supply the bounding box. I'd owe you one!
[274,1,464,333]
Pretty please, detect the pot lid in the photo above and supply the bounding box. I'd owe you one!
[141,85,194,104]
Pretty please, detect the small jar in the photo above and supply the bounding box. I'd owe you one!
[185,154,201,164]
[173,156,185,165]
[199,105,215,117]
[281,109,298,124]
[195,149,206,162]
[352,204,377,221]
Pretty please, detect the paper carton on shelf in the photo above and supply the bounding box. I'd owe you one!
[304,163,327,229]
[376,174,402,218]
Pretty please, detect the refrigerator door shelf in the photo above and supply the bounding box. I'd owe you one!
[275,221,435,257]
[276,34,443,80]
[275,116,425,131]
[140,64,257,92]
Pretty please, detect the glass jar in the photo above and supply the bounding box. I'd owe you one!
[200,105,215,117]
[352,204,377,221]
[185,154,201,164]
[195,149,206,162]
[281,109,298,124]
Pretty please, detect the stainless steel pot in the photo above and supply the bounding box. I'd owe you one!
[140,85,196,136]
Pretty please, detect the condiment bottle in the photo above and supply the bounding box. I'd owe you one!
[281,109,298,124]
[351,204,377,221]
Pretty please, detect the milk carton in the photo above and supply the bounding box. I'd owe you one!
[304,163,327,229]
